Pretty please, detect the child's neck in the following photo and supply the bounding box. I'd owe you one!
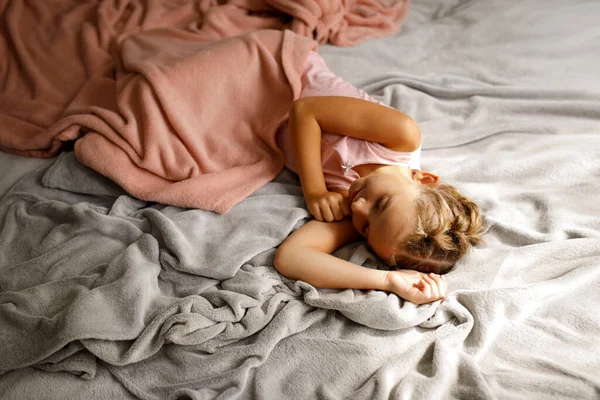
[353,164,411,179]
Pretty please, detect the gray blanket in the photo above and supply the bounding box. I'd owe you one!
[1,0,600,398]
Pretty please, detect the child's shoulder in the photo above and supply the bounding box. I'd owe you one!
[300,54,380,105]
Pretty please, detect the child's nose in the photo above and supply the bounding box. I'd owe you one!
[351,197,368,217]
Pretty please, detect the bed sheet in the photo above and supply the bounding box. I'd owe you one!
[1,0,600,399]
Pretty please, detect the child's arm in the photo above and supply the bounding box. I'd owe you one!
[274,219,446,305]
[288,96,420,222]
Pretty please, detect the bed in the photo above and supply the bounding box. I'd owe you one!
[1,0,599,399]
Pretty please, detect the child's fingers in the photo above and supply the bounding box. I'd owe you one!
[340,198,351,216]
[430,273,446,297]
[422,275,439,299]
[309,204,323,221]
[331,203,345,221]
[417,277,432,298]
[320,204,334,222]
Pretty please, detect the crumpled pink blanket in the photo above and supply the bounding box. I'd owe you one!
[0,0,409,212]
[53,29,316,212]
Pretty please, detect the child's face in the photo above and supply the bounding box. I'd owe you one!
[348,172,420,262]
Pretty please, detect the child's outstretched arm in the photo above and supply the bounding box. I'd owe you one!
[274,219,446,305]
[288,96,420,222]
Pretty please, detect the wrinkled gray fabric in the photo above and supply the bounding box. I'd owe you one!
[2,0,600,399]
[0,152,439,399]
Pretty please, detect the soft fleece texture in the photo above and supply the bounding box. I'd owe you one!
[52,29,315,213]
[0,0,410,157]
[1,0,600,399]
[0,0,409,212]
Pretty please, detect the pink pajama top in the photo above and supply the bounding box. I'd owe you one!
[277,51,421,191]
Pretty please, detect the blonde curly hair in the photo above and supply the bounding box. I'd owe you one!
[390,184,484,274]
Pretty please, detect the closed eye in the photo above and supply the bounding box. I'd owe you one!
[375,196,388,215]
[363,197,387,237]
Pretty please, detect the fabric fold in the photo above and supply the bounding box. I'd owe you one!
[59,29,316,212]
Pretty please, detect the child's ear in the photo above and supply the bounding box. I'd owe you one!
[414,170,439,185]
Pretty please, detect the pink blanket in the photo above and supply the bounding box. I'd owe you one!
[59,29,315,212]
[0,0,410,212]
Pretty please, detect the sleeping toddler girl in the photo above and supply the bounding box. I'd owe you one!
[274,51,484,305]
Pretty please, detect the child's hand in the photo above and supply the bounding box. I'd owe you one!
[383,270,446,305]
[305,190,351,222]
